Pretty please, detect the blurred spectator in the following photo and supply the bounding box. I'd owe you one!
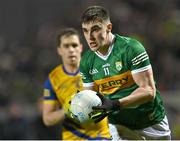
[3,102,30,139]
[0,107,6,139]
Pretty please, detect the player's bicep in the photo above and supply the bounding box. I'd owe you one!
[132,68,156,98]
[43,78,59,115]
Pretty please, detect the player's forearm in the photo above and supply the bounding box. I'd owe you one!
[119,86,155,108]
[43,109,65,126]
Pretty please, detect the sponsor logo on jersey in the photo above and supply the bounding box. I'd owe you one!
[101,76,128,88]
[89,68,99,75]
[115,61,122,71]
[95,71,135,94]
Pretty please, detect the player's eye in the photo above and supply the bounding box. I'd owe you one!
[63,43,78,48]
[91,26,101,33]
[64,44,69,48]
[72,43,78,48]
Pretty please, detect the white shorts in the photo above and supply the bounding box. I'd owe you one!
[109,116,171,140]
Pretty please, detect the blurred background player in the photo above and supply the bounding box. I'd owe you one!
[80,6,171,140]
[42,28,111,140]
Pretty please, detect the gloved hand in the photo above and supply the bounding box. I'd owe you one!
[89,109,110,123]
[63,114,82,129]
[90,93,120,123]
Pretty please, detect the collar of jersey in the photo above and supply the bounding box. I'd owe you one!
[95,34,115,61]
[62,65,79,76]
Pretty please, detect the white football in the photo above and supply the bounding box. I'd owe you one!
[70,90,102,123]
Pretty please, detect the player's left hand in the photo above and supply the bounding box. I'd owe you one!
[90,93,120,123]
[89,110,110,123]
[63,115,83,129]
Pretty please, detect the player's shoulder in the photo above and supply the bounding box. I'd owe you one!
[82,49,94,58]
[115,34,142,46]
[81,49,95,64]
[49,65,63,77]
[115,34,144,51]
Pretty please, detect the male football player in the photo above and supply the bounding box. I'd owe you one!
[80,6,171,140]
[42,28,111,140]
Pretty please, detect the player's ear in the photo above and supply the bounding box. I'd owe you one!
[57,46,62,56]
[106,23,112,33]
[80,43,83,53]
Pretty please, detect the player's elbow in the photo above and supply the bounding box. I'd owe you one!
[43,116,54,126]
[146,86,156,101]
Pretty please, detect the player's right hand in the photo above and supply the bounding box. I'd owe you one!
[63,115,83,129]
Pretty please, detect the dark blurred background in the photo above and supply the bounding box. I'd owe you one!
[0,0,180,139]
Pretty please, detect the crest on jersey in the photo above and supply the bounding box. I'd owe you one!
[115,61,122,71]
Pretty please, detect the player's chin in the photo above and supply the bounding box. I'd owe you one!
[69,59,78,65]
[69,56,77,62]
[89,44,99,51]
[90,46,99,52]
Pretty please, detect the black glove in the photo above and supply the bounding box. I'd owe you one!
[63,115,83,129]
[89,109,110,123]
[90,93,120,123]
[94,93,120,112]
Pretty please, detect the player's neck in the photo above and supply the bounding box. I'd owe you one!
[63,64,79,74]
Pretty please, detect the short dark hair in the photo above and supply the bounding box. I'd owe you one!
[57,28,80,46]
[81,6,110,24]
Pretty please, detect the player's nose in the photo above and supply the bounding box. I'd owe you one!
[89,32,95,40]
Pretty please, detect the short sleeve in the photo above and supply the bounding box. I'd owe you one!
[43,78,58,100]
[80,54,94,88]
[126,39,151,74]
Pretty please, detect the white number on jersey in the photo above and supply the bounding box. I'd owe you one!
[103,67,110,76]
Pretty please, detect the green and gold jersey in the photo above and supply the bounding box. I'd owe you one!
[80,34,165,129]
